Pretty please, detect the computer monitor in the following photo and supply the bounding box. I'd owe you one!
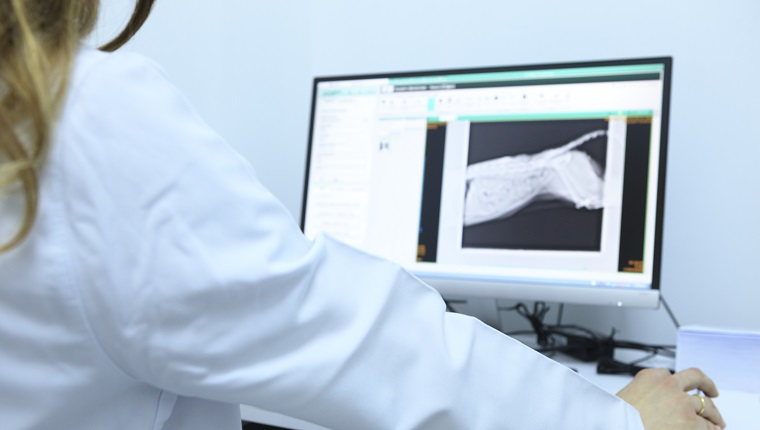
[301,57,671,308]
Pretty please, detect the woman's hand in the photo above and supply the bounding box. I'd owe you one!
[617,367,726,430]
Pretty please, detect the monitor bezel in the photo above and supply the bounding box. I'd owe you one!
[301,56,672,308]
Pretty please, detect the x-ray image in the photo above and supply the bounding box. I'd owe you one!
[462,120,608,251]
[464,129,606,226]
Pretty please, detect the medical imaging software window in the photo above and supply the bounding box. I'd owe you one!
[304,63,665,289]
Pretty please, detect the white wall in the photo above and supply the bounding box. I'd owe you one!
[92,0,312,223]
[94,0,760,344]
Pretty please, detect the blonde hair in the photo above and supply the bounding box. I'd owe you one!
[0,0,154,252]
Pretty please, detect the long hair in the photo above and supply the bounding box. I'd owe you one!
[0,0,155,252]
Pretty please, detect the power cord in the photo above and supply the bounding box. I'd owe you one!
[501,301,676,373]
[502,302,614,361]
[596,295,679,375]
[445,298,678,375]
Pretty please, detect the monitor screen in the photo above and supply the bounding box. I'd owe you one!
[301,57,671,308]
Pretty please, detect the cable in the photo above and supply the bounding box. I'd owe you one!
[556,303,565,326]
[496,304,521,312]
[596,357,649,376]
[613,339,675,357]
[514,302,553,347]
[660,294,681,329]
[456,298,679,372]
[499,301,678,366]
[444,299,467,314]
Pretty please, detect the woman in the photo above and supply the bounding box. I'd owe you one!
[0,1,725,429]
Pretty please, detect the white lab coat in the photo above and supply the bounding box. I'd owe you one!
[0,47,645,429]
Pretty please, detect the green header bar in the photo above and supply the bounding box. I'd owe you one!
[390,64,664,87]
[426,110,654,122]
[319,64,664,97]
[319,87,380,97]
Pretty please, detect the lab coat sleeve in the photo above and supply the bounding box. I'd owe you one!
[61,51,644,430]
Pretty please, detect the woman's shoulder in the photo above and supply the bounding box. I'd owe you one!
[58,45,215,179]
[62,45,200,146]
[69,46,170,100]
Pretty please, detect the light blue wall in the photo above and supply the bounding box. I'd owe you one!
[93,0,313,223]
[96,0,760,343]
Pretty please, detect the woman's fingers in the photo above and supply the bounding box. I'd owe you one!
[672,368,720,397]
[692,393,726,429]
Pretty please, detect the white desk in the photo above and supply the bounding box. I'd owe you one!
[241,351,758,429]
[537,352,758,430]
